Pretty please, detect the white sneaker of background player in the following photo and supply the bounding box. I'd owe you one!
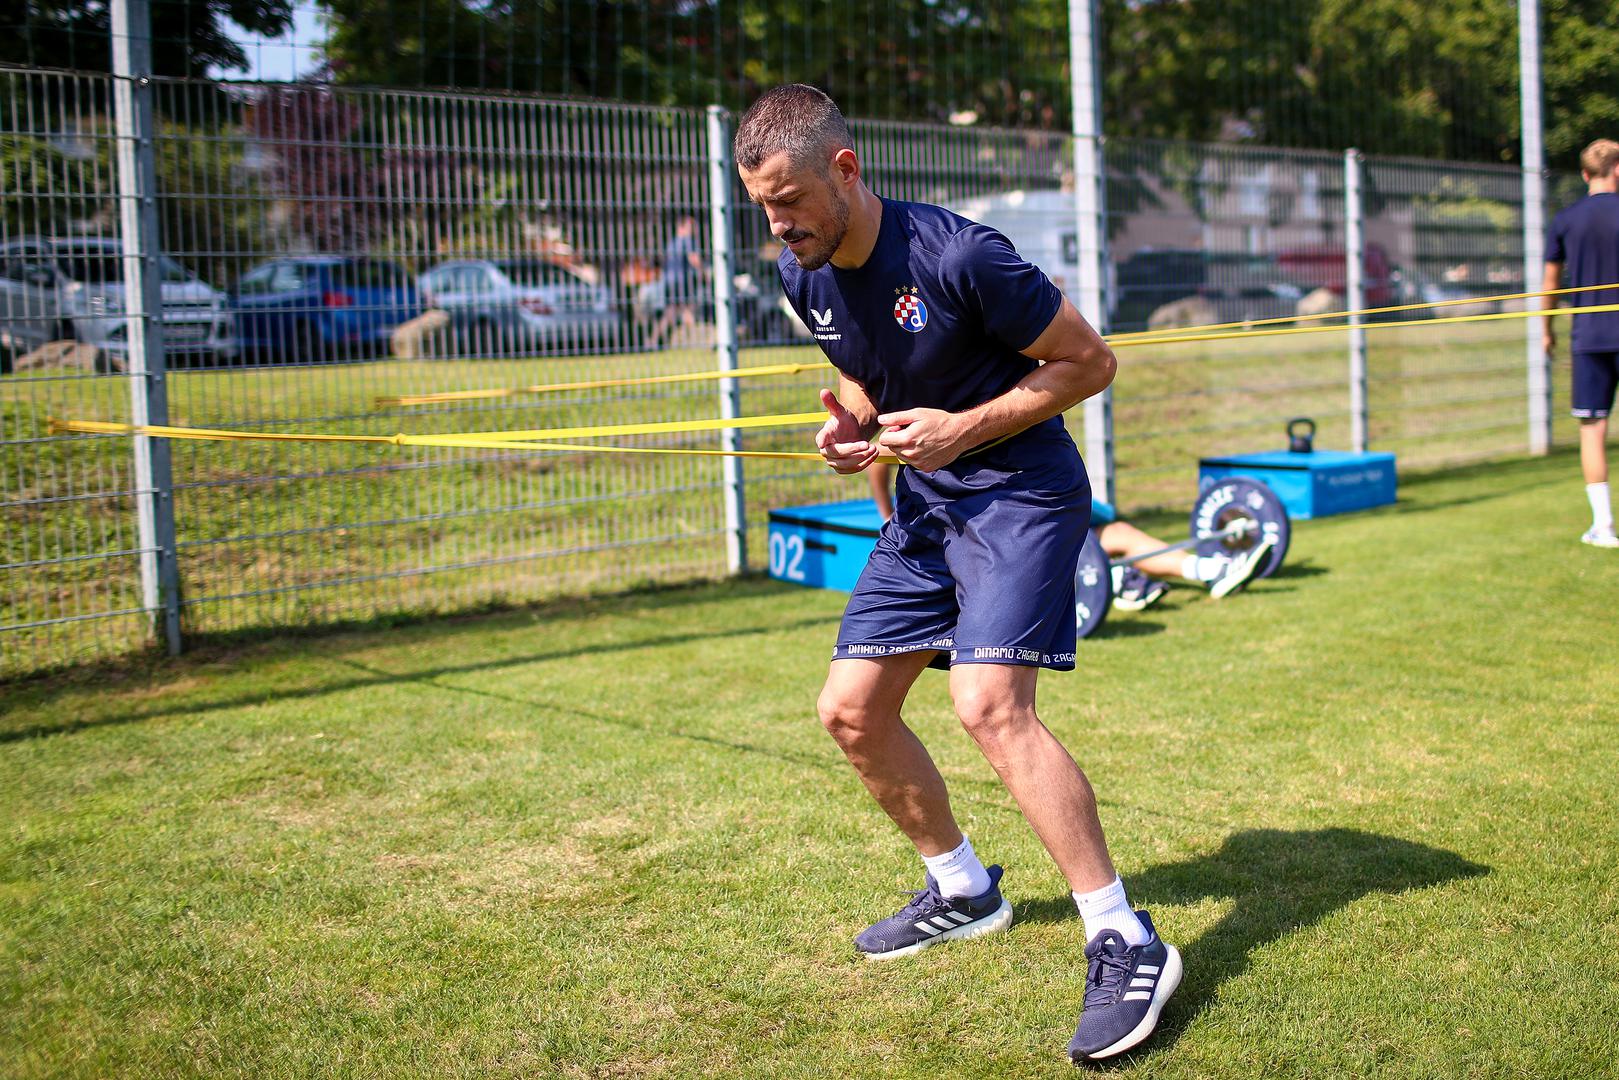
[1210,537,1276,599]
[1581,526,1619,548]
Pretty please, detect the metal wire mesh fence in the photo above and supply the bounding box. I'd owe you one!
[3,70,735,676]
[13,0,1600,168]
[0,66,1577,677]
[1095,142,1578,508]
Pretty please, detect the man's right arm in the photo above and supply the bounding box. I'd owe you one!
[1542,261,1562,354]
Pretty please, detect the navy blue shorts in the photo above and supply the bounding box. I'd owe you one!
[1573,351,1619,419]
[833,439,1092,672]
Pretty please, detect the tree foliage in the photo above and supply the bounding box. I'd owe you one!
[317,0,1072,129]
[3,1,296,77]
[1100,0,1618,164]
[5,0,1614,165]
[313,0,1618,166]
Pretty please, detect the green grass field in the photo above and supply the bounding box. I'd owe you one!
[3,449,1617,1077]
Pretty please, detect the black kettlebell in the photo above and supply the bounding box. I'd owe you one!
[1287,417,1316,454]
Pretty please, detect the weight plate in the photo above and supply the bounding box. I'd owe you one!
[1074,527,1112,639]
[1190,476,1290,578]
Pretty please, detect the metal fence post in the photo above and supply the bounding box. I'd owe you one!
[706,105,745,572]
[111,0,182,655]
[1067,0,1115,504]
[1344,148,1369,452]
[1519,0,1551,455]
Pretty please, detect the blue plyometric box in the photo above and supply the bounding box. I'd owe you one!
[767,498,884,591]
[1198,450,1397,519]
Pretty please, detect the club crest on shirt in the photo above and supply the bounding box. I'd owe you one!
[892,288,928,333]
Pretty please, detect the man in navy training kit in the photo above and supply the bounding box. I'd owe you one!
[735,84,1181,1063]
[1543,138,1619,548]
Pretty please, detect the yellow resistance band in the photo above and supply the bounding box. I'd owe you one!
[46,417,892,463]
[1097,300,1619,348]
[50,296,1616,463]
[376,361,829,408]
[374,283,1619,409]
[50,411,828,446]
[1103,281,1618,343]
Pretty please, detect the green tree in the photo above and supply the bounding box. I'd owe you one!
[1102,0,1618,164]
[310,0,1617,164]
[0,136,107,235]
[3,0,294,77]
[1540,0,1619,166]
[318,0,1073,128]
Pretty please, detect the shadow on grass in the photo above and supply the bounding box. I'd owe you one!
[1087,618,1167,640]
[1,573,813,692]
[331,656,849,777]
[1017,827,1488,1063]
[1266,558,1329,581]
[0,610,840,744]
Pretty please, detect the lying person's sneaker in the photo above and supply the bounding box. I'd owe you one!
[854,865,1013,961]
[1209,536,1275,599]
[1113,567,1168,612]
[1068,910,1183,1062]
[1580,526,1619,548]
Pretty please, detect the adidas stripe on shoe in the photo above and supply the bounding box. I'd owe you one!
[1068,909,1182,1061]
[854,864,1013,961]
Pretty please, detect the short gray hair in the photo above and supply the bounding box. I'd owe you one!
[734,84,853,176]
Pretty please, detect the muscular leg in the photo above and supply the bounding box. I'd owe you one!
[1580,417,1608,485]
[949,663,1117,894]
[818,652,964,856]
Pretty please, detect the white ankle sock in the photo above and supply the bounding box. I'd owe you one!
[1181,554,1224,583]
[1073,876,1150,946]
[1588,483,1613,531]
[922,835,991,899]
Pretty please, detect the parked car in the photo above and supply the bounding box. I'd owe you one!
[232,257,419,362]
[1384,265,1502,319]
[1275,244,1396,307]
[1111,249,1313,332]
[419,258,622,356]
[0,236,236,367]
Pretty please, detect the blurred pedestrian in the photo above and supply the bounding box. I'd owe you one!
[648,215,706,348]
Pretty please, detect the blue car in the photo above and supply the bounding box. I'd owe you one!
[232,257,419,362]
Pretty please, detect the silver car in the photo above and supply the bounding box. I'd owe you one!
[418,258,623,356]
[0,236,236,367]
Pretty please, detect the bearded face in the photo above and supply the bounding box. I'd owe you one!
[740,151,855,271]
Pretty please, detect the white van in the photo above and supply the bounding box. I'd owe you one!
[951,190,1092,304]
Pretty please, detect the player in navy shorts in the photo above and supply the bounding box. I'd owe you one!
[1543,138,1619,547]
[735,85,1181,1062]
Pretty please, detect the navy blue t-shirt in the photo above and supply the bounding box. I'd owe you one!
[779,198,1073,475]
[1546,192,1619,353]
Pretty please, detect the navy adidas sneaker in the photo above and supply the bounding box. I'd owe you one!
[854,864,1013,960]
[1068,910,1182,1061]
[1113,566,1168,612]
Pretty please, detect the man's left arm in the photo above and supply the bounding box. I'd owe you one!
[1541,260,1562,355]
[876,296,1116,471]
